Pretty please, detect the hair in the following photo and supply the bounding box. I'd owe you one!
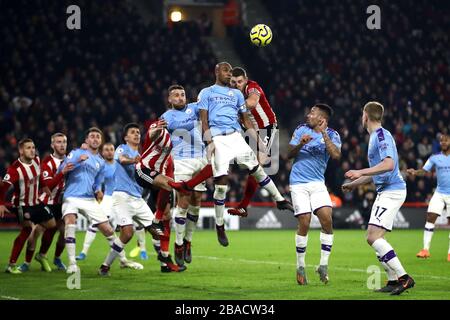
[51,132,66,143]
[232,67,247,78]
[123,122,140,140]
[314,103,333,119]
[85,127,103,138]
[102,142,114,149]
[168,84,185,93]
[363,101,384,122]
[18,138,34,149]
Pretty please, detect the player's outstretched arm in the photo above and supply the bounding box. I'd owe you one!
[342,175,373,193]
[245,92,260,111]
[345,157,394,180]
[148,119,167,141]
[406,168,426,176]
[241,112,266,151]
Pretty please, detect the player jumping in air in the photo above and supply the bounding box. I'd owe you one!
[288,104,341,285]
[407,133,450,261]
[161,85,207,267]
[342,102,415,295]
[173,62,292,247]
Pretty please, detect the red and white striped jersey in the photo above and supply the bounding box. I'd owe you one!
[2,157,41,207]
[245,80,277,129]
[39,154,65,205]
[136,123,173,173]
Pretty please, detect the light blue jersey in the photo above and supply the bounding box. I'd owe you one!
[197,84,247,137]
[161,103,205,160]
[368,127,406,192]
[289,124,341,184]
[113,144,143,198]
[61,149,105,199]
[103,161,116,196]
[423,153,450,195]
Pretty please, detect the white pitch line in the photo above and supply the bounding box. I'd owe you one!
[192,254,450,281]
[0,295,20,300]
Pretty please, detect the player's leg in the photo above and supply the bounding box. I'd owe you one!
[235,135,293,212]
[418,192,444,258]
[174,193,189,266]
[63,208,78,274]
[135,226,148,260]
[169,164,213,192]
[447,216,450,262]
[77,223,98,260]
[53,218,67,270]
[184,191,202,263]
[6,216,33,274]
[23,207,56,272]
[367,190,414,295]
[290,184,311,285]
[311,183,334,283]
[227,175,258,217]
[158,203,185,272]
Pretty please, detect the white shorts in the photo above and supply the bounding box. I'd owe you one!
[100,195,113,216]
[212,132,259,177]
[174,158,208,192]
[369,189,406,231]
[289,182,332,216]
[427,191,450,217]
[112,191,154,227]
[62,197,109,226]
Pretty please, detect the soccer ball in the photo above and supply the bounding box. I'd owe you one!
[249,24,272,47]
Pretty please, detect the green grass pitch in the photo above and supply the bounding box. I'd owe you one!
[0,229,449,300]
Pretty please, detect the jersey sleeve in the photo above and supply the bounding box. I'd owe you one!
[41,161,54,181]
[376,131,395,160]
[331,131,342,150]
[2,167,19,186]
[247,82,262,97]
[422,156,435,172]
[289,126,303,146]
[58,149,82,173]
[163,111,195,132]
[197,89,209,111]
[114,145,130,162]
[237,90,248,114]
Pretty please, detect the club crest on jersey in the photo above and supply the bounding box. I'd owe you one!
[320,138,325,144]
[95,162,100,169]
[227,90,234,96]
[186,108,192,114]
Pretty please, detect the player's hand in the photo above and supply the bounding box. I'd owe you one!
[345,170,362,180]
[42,186,51,197]
[318,119,328,133]
[341,183,355,193]
[134,155,141,164]
[156,119,167,128]
[78,154,89,162]
[258,151,270,166]
[80,143,89,150]
[300,134,312,146]
[406,168,416,176]
[0,205,10,218]
[206,142,215,162]
[95,190,104,203]
[62,162,75,174]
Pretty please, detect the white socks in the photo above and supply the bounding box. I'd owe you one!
[174,206,188,246]
[81,225,98,255]
[376,252,398,281]
[295,234,308,268]
[319,232,334,266]
[135,228,146,251]
[372,238,406,278]
[185,205,200,242]
[423,222,435,250]
[251,166,284,202]
[103,238,125,267]
[214,185,228,226]
[65,224,77,265]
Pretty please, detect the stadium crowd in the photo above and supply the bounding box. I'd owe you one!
[1,0,449,205]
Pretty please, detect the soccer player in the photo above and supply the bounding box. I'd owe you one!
[342,101,415,295]
[61,127,122,274]
[187,61,292,246]
[134,119,184,272]
[227,67,278,217]
[32,133,72,271]
[287,104,341,285]
[99,124,165,276]
[0,138,57,274]
[407,133,450,261]
[161,84,207,267]
[169,67,282,219]
[76,142,117,261]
